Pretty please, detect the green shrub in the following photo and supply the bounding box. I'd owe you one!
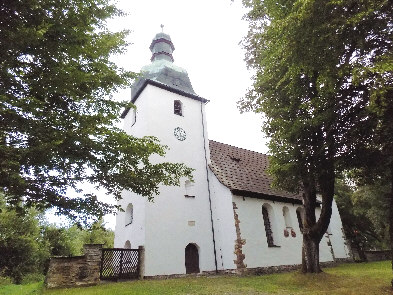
[0,275,12,286]
[21,273,45,285]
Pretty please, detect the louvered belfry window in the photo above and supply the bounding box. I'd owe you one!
[262,206,275,247]
[174,100,182,116]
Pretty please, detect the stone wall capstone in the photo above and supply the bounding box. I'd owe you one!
[45,244,103,289]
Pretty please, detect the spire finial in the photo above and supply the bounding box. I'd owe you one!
[160,24,164,32]
[149,29,175,63]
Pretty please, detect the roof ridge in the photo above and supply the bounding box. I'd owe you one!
[209,139,268,156]
[209,139,302,202]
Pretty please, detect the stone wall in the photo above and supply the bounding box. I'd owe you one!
[45,244,103,289]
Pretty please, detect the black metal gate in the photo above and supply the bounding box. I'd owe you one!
[100,248,140,280]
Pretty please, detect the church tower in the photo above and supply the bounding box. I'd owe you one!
[114,31,217,276]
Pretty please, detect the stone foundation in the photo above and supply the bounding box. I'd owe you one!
[45,244,103,289]
[144,259,353,280]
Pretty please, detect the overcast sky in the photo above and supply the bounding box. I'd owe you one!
[109,0,268,154]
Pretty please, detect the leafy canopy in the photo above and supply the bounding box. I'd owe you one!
[0,0,193,220]
[0,196,49,284]
[240,0,392,272]
[240,0,391,194]
[335,179,390,251]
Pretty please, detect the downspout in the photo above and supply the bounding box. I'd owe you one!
[200,101,218,273]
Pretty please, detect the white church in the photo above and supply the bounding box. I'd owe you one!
[114,31,350,276]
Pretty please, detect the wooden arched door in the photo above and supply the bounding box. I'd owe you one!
[185,243,200,274]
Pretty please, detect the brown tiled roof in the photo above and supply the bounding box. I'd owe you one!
[209,140,302,204]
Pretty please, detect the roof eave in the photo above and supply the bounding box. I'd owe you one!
[121,79,209,119]
[231,189,307,206]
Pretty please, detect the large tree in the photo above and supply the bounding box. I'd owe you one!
[240,0,392,272]
[0,0,192,220]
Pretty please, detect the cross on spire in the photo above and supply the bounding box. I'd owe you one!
[160,24,164,32]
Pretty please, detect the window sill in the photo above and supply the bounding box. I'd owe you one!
[184,195,195,198]
[268,245,281,248]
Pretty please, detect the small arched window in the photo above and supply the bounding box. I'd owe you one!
[124,240,131,249]
[125,203,133,226]
[185,180,195,198]
[174,100,183,116]
[283,206,292,228]
[130,108,136,127]
[262,205,275,247]
[296,207,304,233]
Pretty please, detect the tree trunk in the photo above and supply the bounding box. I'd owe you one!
[300,158,335,273]
[389,164,393,288]
[301,178,320,273]
[302,234,321,273]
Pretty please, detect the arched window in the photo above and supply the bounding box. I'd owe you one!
[174,100,183,116]
[262,205,275,247]
[185,180,195,198]
[124,240,131,249]
[296,207,304,233]
[282,206,292,228]
[125,203,133,226]
[130,108,136,127]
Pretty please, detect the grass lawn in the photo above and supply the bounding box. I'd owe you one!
[1,261,392,295]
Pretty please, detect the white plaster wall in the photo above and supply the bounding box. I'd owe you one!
[232,196,351,267]
[327,199,351,258]
[114,190,146,250]
[315,200,350,262]
[233,195,304,268]
[114,83,350,275]
[208,170,237,270]
[315,207,335,262]
[117,84,216,276]
[114,94,148,250]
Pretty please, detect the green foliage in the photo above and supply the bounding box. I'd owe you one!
[20,273,45,285]
[42,219,114,257]
[81,219,114,248]
[0,194,115,283]
[0,276,12,286]
[240,0,391,271]
[335,179,390,250]
[0,0,193,221]
[240,0,391,193]
[42,225,81,257]
[0,200,49,284]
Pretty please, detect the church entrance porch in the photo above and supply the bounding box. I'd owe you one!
[185,243,200,274]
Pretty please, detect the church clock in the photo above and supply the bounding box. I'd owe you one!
[174,127,186,141]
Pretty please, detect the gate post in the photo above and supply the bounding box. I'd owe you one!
[138,246,145,280]
[119,250,124,278]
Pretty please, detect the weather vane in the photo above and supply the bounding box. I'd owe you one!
[160,24,164,32]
